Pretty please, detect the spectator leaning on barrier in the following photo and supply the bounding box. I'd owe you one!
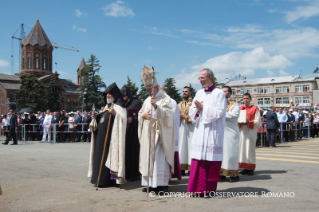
[288,109,296,141]
[297,109,305,140]
[74,110,82,142]
[303,111,310,138]
[41,110,53,143]
[277,107,288,142]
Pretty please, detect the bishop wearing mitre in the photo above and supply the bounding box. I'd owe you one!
[138,66,175,195]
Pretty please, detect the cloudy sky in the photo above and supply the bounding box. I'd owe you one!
[1,0,319,90]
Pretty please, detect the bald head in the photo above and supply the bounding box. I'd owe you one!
[159,85,166,92]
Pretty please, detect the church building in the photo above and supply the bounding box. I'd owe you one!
[0,19,84,114]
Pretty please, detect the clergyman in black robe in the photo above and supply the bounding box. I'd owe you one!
[90,83,126,187]
[121,85,141,181]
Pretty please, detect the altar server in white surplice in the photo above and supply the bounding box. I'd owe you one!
[220,86,240,182]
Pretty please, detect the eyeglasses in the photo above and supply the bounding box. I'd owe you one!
[198,77,207,80]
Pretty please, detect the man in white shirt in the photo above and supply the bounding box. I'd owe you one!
[41,110,53,143]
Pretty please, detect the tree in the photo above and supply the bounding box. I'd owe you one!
[78,54,106,111]
[163,78,181,102]
[188,83,197,99]
[137,79,149,104]
[15,74,47,111]
[125,76,138,100]
[46,71,64,111]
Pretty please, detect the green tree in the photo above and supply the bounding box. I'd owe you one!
[137,79,149,104]
[188,83,197,99]
[125,76,138,100]
[163,78,181,102]
[78,54,106,111]
[15,74,47,111]
[46,71,64,111]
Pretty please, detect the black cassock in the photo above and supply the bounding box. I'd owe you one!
[125,99,141,181]
[90,110,116,187]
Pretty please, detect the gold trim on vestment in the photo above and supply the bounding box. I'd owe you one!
[220,168,239,177]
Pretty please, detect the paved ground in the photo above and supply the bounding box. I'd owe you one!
[0,136,319,212]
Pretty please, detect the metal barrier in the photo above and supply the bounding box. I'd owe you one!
[2,123,90,144]
[258,122,319,147]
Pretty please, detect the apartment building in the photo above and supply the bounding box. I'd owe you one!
[218,74,319,109]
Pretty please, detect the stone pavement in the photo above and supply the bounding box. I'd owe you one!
[0,136,319,212]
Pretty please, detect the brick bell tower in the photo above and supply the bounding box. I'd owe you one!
[21,18,53,76]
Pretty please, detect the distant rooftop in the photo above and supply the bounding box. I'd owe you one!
[0,73,20,81]
[223,74,319,87]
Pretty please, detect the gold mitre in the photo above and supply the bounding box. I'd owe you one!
[141,66,158,89]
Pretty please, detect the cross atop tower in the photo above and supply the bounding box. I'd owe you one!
[37,13,39,20]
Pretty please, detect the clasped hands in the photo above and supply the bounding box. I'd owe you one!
[194,100,203,112]
[142,97,157,120]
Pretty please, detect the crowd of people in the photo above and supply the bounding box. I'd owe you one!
[1,66,319,198]
[0,109,92,143]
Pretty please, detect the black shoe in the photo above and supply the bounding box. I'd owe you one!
[142,187,157,193]
[239,169,249,175]
[156,186,168,195]
[229,176,239,182]
[2,142,8,145]
[247,170,254,175]
[10,143,17,145]
[220,175,227,181]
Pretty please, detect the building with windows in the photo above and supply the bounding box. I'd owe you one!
[0,19,84,114]
[218,74,319,109]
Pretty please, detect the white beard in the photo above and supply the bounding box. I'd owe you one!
[107,97,114,104]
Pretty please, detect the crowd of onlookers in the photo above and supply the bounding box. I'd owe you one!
[1,106,319,144]
[259,107,319,143]
[1,109,94,143]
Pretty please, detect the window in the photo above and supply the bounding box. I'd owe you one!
[303,96,310,103]
[232,89,236,95]
[264,87,270,93]
[295,97,302,104]
[276,98,282,104]
[283,86,289,93]
[240,89,245,95]
[275,87,281,93]
[257,98,263,105]
[257,87,263,94]
[35,57,40,69]
[27,57,32,69]
[303,85,310,92]
[247,88,252,94]
[264,98,270,104]
[295,85,302,92]
[43,58,47,70]
[240,99,244,105]
[283,97,289,104]
[22,58,25,69]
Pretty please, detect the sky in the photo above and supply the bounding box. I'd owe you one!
[1,0,319,91]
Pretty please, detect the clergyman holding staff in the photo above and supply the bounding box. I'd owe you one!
[88,83,127,188]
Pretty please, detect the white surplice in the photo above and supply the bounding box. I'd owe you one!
[238,106,261,170]
[221,101,240,176]
[189,87,227,161]
[171,99,180,151]
[178,99,195,170]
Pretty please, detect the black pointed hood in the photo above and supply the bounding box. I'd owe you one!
[120,85,133,100]
[103,82,125,107]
